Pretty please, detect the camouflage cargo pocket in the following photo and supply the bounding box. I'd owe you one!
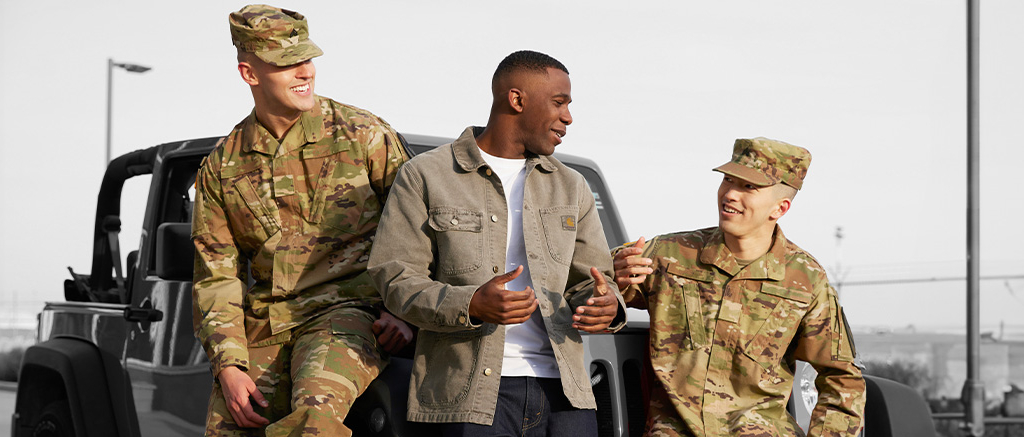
[328,310,380,361]
[294,309,382,385]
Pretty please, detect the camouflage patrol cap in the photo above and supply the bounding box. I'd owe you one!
[713,137,811,190]
[229,5,323,67]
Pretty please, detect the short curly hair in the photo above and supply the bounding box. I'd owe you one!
[492,50,568,86]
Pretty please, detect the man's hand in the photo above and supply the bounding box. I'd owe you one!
[373,311,414,353]
[573,267,619,332]
[613,236,653,291]
[469,265,539,325]
[217,365,269,428]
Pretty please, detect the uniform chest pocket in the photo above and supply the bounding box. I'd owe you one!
[741,283,813,366]
[539,205,579,266]
[649,281,696,357]
[308,156,376,235]
[428,207,484,275]
[230,173,280,242]
[661,264,711,351]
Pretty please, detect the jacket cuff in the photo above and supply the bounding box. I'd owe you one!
[437,284,482,330]
[605,301,628,333]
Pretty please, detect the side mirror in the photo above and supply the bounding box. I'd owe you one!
[155,222,194,282]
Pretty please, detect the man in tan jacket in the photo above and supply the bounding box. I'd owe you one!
[368,50,625,436]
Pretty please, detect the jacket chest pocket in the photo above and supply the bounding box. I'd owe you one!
[428,207,483,275]
[538,205,579,266]
[229,172,280,246]
[308,154,375,235]
[741,283,813,366]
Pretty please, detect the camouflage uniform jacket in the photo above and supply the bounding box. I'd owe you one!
[192,95,407,376]
[622,226,864,437]
[368,126,627,425]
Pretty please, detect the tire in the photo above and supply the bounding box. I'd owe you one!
[31,400,75,437]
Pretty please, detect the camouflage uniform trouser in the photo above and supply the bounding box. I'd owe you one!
[205,307,385,437]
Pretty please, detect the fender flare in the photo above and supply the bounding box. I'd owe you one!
[863,374,937,437]
[15,337,138,437]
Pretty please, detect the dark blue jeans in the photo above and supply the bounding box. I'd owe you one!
[433,376,598,437]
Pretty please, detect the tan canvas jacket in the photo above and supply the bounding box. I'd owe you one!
[368,126,626,425]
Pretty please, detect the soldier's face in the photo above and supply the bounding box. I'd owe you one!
[717,175,788,242]
[517,68,572,156]
[246,58,317,117]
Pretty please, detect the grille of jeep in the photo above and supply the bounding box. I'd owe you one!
[592,363,614,437]
[623,358,645,437]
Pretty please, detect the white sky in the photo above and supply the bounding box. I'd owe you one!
[1,1,1022,333]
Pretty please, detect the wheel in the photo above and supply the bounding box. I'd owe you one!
[31,400,75,437]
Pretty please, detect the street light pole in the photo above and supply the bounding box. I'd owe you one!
[105,58,152,164]
[962,0,984,436]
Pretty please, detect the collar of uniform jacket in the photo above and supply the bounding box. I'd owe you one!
[239,96,326,155]
[699,225,787,281]
[452,126,559,173]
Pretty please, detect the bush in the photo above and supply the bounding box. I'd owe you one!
[0,347,24,382]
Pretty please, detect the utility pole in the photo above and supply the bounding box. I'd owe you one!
[961,0,984,435]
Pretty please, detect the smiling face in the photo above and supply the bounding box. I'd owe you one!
[717,175,791,243]
[239,55,317,121]
[516,67,572,156]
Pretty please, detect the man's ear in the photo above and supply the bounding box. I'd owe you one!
[770,198,791,221]
[238,62,259,86]
[508,88,524,113]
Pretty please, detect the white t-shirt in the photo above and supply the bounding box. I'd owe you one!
[478,147,560,378]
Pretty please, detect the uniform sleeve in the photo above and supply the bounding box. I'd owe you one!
[364,117,409,202]
[613,235,660,309]
[367,163,480,332]
[793,280,866,437]
[191,156,250,377]
[564,175,627,332]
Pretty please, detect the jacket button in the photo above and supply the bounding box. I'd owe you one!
[484,368,492,376]
[493,266,500,273]
[485,169,493,176]
[490,214,498,222]
[458,315,467,324]
[451,218,459,225]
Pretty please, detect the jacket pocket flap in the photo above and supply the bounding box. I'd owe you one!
[760,283,812,304]
[428,208,483,232]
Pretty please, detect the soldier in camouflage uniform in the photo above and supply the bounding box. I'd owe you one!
[613,138,865,436]
[191,5,411,436]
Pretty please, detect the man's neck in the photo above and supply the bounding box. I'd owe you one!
[475,123,526,159]
[254,107,302,140]
[723,226,775,261]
